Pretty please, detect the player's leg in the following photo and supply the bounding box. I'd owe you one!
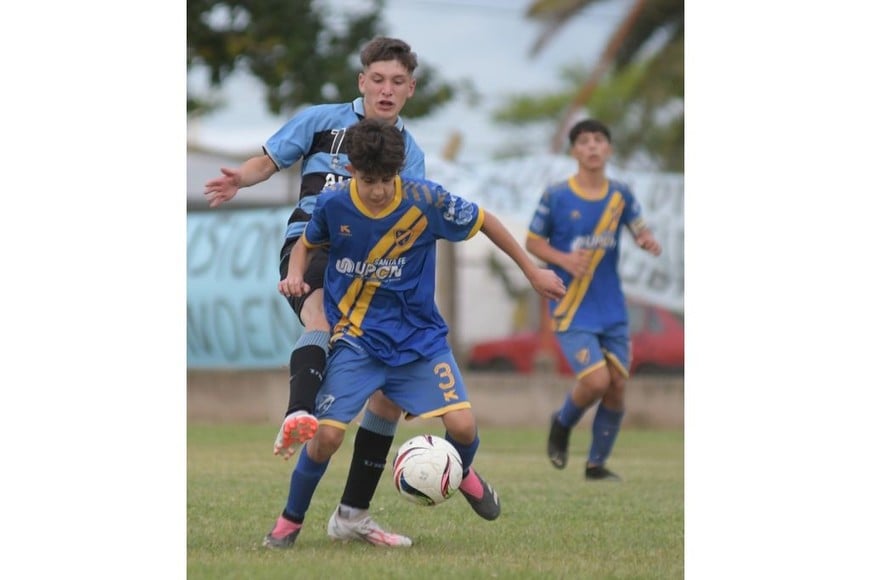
[441,407,500,521]
[265,344,379,549]
[441,407,478,475]
[273,244,330,459]
[548,330,610,469]
[387,351,500,521]
[264,424,346,548]
[335,391,401,507]
[322,353,411,547]
[336,391,402,510]
[328,406,413,547]
[584,327,631,481]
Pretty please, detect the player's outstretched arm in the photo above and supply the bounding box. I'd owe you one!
[278,241,311,297]
[203,154,279,208]
[480,211,566,300]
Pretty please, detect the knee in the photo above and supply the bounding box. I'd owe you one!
[443,411,477,444]
[579,372,611,400]
[601,373,627,407]
[367,391,403,422]
[610,373,627,394]
[309,426,344,461]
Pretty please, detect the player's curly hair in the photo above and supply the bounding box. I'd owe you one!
[360,37,418,75]
[346,119,406,177]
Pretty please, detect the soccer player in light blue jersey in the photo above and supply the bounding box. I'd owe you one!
[263,118,566,548]
[526,119,662,482]
[203,38,426,517]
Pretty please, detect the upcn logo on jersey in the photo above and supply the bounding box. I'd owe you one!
[571,233,617,250]
[335,257,406,281]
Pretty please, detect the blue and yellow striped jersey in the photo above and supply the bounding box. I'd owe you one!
[528,177,645,332]
[301,176,485,365]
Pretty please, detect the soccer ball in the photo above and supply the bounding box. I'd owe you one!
[392,434,463,506]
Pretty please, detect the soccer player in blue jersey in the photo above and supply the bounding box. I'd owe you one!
[263,118,567,548]
[526,119,662,482]
[203,39,421,506]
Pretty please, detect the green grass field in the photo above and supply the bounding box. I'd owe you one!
[188,423,683,579]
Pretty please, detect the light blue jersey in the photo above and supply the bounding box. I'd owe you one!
[265,97,426,243]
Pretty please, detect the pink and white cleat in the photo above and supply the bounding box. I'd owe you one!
[327,506,412,547]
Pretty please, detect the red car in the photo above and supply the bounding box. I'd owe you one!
[466,300,684,376]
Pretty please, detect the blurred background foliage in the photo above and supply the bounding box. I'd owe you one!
[187,0,683,171]
[186,0,461,120]
[507,0,684,170]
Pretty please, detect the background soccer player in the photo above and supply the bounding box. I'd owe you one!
[526,119,662,482]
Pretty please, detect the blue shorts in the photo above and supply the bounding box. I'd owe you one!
[314,341,471,431]
[555,323,631,379]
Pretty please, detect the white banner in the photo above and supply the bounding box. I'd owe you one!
[427,154,684,312]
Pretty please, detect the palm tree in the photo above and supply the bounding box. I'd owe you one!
[525,0,684,167]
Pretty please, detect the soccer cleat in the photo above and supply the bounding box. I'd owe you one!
[547,413,570,469]
[585,464,622,482]
[459,468,501,521]
[262,516,302,549]
[327,506,412,547]
[273,410,319,459]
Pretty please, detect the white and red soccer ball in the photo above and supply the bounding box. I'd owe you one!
[392,434,463,506]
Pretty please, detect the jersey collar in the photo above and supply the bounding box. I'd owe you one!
[350,176,403,218]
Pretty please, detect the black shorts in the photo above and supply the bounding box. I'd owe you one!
[279,238,328,323]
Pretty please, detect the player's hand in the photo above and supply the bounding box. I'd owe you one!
[203,167,242,208]
[278,275,310,297]
[561,249,593,279]
[530,268,567,300]
[636,232,662,256]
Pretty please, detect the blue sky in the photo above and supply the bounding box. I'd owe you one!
[187,0,632,162]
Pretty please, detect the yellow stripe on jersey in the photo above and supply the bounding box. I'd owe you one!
[333,206,430,336]
[552,193,625,332]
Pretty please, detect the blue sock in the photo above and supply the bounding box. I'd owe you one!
[557,393,586,429]
[445,431,479,478]
[587,404,624,466]
[284,448,330,522]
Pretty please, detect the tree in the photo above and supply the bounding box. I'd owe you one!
[498,0,683,170]
[187,0,458,119]
[494,59,683,170]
